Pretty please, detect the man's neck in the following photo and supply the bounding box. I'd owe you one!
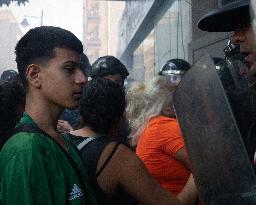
[25,94,68,150]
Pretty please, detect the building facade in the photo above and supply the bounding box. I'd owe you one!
[83,0,124,64]
[117,0,233,82]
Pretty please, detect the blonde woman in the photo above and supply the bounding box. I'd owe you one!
[127,76,198,205]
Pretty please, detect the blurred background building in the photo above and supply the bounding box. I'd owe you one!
[83,0,125,63]
[0,0,235,81]
[116,0,233,82]
[0,9,23,75]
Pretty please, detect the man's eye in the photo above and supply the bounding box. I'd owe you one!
[65,67,75,73]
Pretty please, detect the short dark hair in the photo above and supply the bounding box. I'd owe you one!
[81,53,91,76]
[80,78,126,135]
[91,55,129,79]
[0,80,25,149]
[15,26,83,90]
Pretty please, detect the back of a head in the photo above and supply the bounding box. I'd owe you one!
[145,75,177,97]
[81,53,91,76]
[126,81,147,125]
[0,70,18,82]
[128,76,177,146]
[15,26,83,90]
[145,76,176,119]
[0,80,25,149]
[91,55,129,79]
[80,78,126,135]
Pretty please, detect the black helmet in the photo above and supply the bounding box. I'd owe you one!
[159,59,191,76]
[91,55,129,79]
[0,70,18,82]
[198,0,250,32]
[159,59,191,85]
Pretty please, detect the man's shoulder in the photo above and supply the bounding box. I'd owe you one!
[1,132,50,158]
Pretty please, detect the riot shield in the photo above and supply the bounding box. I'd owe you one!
[173,55,256,204]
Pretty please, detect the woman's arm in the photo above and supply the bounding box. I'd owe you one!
[97,143,181,205]
[175,148,198,205]
[177,174,198,205]
[175,147,191,170]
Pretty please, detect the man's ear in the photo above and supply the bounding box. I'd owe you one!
[26,64,41,88]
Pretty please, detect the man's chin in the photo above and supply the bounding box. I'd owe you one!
[250,62,256,77]
[65,102,79,110]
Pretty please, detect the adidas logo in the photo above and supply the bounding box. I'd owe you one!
[68,184,84,201]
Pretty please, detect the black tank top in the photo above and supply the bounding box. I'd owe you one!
[69,134,138,205]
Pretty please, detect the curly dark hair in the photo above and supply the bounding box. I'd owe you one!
[0,79,25,149]
[91,56,129,79]
[80,78,126,135]
[15,26,83,91]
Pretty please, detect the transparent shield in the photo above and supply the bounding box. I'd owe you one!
[173,55,256,205]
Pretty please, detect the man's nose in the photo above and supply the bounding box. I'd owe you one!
[231,30,245,46]
[75,69,87,84]
[239,65,248,76]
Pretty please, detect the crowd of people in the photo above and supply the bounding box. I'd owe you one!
[0,0,256,204]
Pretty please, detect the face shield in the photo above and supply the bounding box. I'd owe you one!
[223,40,250,90]
[161,69,185,86]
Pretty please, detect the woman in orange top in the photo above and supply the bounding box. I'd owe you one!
[127,76,198,204]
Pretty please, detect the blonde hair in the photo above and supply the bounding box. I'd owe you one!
[126,76,177,146]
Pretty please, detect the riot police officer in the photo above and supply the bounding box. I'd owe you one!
[159,58,191,85]
[198,0,256,165]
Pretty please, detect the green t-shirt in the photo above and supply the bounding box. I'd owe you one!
[0,113,97,205]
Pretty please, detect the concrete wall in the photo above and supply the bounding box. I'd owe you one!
[118,0,174,69]
[117,0,232,79]
[117,0,155,58]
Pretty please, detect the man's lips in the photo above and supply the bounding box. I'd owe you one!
[244,53,255,66]
[73,91,82,98]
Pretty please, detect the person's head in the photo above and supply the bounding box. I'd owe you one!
[0,80,25,149]
[158,59,191,85]
[0,70,18,82]
[126,76,177,146]
[198,1,256,80]
[80,78,126,136]
[15,26,87,110]
[126,81,146,125]
[81,53,91,77]
[91,55,129,86]
[145,76,177,118]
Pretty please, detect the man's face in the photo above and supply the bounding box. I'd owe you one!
[239,63,256,86]
[104,74,124,86]
[232,25,256,79]
[39,47,87,109]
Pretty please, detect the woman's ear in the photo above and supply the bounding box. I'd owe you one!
[26,64,41,88]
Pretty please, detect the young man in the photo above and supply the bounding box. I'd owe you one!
[0,26,97,205]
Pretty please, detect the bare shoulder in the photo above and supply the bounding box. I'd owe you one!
[96,142,137,194]
[98,143,138,171]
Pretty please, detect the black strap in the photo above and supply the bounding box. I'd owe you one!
[13,123,89,197]
[96,143,120,177]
